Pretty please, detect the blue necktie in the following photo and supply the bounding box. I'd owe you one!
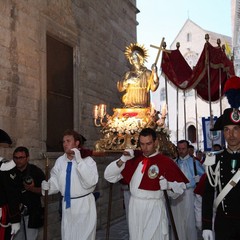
[64,161,72,209]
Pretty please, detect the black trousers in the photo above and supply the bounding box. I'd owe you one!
[215,214,240,240]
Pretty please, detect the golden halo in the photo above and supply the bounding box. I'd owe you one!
[124,43,149,62]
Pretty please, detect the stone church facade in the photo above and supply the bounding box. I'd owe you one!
[0,0,138,238]
[157,19,231,151]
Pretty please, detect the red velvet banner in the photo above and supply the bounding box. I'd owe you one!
[161,42,235,102]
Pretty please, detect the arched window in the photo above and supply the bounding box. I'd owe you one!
[188,125,196,143]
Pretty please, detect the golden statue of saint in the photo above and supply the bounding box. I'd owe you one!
[117,43,159,108]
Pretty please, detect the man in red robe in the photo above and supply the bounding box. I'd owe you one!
[104,128,188,240]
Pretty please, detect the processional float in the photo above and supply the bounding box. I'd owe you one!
[93,40,179,240]
[93,40,177,158]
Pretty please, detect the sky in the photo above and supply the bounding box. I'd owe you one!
[136,0,232,68]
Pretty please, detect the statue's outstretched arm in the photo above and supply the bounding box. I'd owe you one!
[148,63,159,92]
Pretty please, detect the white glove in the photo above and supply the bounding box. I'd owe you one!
[41,180,50,192]
[202,230,213,240]
[120,149,134,162]
[159,176,168,190]
[168,181,186,195]
[194,175,200,183]
[71,148,82,164]
[11,222,20,235]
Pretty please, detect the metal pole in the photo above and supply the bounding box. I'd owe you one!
[43,154,49,240]
[183,90,187,139]
[106,183,113,240]
[218,68,225,147]
[219,68,222,115]
[163,190,179,240]
[206,44,214,148]
[195,90,199,150]
[176,88,179,143]
[165,76,169,128]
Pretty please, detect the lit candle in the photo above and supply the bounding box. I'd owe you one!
[162,103,167,117]
[150,103,155,116]
[93,105,99,119]
[99,104,106,118]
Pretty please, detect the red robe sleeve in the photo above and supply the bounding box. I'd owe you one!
[121,154,189,191]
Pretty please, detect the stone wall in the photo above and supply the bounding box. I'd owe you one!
[0,0,138,238]
[0,0,138,155]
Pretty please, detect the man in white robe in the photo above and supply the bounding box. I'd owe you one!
[42,129,98,240]
[104,128,188,240]
[171,140,205,240]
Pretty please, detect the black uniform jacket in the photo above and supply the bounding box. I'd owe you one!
[0,160,21,224]
[202,150,240,229]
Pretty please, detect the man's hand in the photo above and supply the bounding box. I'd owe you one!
[41,180,50,191]
[71,148,82,164]
[159,176,168,190]
[202,230,213,240]
[120,149,134,162]
[151,63,157,72]
[11,222,20,235]
[168,181,186,195]
[23,180,35,192]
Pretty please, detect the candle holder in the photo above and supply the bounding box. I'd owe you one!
[93,104,108,127]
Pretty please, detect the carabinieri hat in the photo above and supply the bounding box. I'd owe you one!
[211,108,240,131]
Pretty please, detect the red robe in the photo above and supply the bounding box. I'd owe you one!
[194,173,207,196]
[121,153,189,190]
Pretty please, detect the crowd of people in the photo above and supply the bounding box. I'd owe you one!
[103,105,240,240]
[0,129,99,240]
[1,40,240,240]
[1,112,239,240]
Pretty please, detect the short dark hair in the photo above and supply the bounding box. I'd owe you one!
[63,129,81,142]
[188,145,194,149]
[139,128,157,141]
[213,144,222,150]
[13,146,29,157]
[177,140,189,147]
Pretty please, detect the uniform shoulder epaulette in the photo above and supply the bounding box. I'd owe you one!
[0,158,16,171]
[203,150,224,166]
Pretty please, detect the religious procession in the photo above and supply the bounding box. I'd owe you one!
[1,1,240,240]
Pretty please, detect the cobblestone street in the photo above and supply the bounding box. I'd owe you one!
[96,217,129,240]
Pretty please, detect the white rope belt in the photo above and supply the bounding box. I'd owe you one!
[214,168,240,210]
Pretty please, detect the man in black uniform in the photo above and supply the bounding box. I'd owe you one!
[0,130,21,239]
[13,146,45,240]
[202,108,240,240]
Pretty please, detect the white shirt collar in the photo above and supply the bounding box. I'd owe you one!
[143,150,159,158]
[179,154,190,160]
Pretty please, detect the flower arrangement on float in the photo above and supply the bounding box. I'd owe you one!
[102,116,147,135]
